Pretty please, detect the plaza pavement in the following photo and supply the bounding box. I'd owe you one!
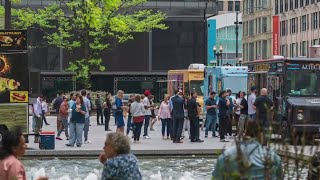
[25,115,234,157]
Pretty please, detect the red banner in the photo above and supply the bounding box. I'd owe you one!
[273,16,280,55]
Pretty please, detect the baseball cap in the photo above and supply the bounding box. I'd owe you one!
[144,90,151,96]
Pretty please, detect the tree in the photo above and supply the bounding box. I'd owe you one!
[11,0,167,88]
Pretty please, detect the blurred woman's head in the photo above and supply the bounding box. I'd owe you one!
[134,94,141,103]
[164,94,170,102]
[76,95,84,104]
[103,133,130,159]
[117,90,124,98]
[0,127,27,159]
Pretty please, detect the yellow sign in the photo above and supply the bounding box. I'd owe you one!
[10,91,28,103]
[189,73,204,80]
[255,64,270,71]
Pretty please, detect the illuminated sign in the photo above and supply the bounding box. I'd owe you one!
[255,64,270,71]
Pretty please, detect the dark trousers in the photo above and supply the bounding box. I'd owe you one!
[104,112,110,130]
[227,113,233,135]
[127,116,132,135]
[189,116,200,141]
[172,117,184,142]
[134,121,143,141]
[41,110,48,127]
[161,118,172,137]
[143,115,151,136]
[219,115,228,140]
[97,108,103,124]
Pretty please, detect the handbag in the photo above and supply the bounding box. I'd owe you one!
[133,116,144,123]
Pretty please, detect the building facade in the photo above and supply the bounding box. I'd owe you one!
[276,0,320,58]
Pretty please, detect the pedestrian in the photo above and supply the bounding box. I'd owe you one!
[205,91,218,138]
[181,95,190,139]
[212,121,282,179]
[254,88,273,144]
[126,94,135,136]
[130,95,145,143]
[218,91,230,142]
[171,91,185,143]
[66,95,87,147]
[233,91,242,136]
[103,92,112,131]
[41,99,49,126]
[226,89,234,137]
[56,96,69,141]
[115,90,127,134]
[54,92,64,131]
[157,94,172,140]
[33,96,43,143]
[81,90,92,144]
[99,133,142,179]
[234,91,248,137]
[248,86,257,121]
[149,95,157,131]
[95,94,104,125]
[68,93,77,123]
[188,92,204,142]
[0,127,48,180]
[142,90,152,139]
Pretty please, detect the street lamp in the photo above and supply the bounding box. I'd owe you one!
[213,45,223,66]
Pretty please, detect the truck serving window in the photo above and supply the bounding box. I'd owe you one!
[223,76,247,95]
[286,71,320,96]
[190,80,204,96]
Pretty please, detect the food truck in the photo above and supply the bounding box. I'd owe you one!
[244,57,320,140]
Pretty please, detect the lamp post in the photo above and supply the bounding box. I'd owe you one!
[213,45,223,66]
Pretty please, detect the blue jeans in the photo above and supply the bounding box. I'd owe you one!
[57,117,69,138]
[68,122,85,146]
[248,113,256,121]
[205,114,217,136]
[143,115,151,136]
[83,117,90,141]
[161,118,172,137]
[127,116,132,135]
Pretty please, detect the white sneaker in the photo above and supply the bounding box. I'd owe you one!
[143,136,151,139]
[84,140,91,144]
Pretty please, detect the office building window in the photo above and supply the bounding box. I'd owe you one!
[249,20,254,35]
[280,0,284,13]
[228,1,234,11]
[258,18,261,33]
[306,0,310,5]
[313,39,319,45]
[281,45,287,57]
[291,18,297,34]
[262,0,267,8]
[218,1,224,11]
[275,0,279,14]
[301,41,307,56]
[262,40,268,59]
[300,0,303,7]
[312,12,318,29]
[295,0,299,8]
[256,41,261,59]
[235,1,240,11]
[301,15,307,31]
[290,43,297,57]
[262,17,268,32]
[249,43,254,61]
[249,0,254,13]
[285,0,288,11]
[289,0,293,10]
[311,0,315,3]
[281,21,287,36]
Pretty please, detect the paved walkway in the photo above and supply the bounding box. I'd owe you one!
[26,116,234,156]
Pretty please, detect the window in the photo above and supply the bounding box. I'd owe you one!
[262,0,268,8]
[258,18,261,33]
[218,1,224,11]
[306,0,310,5]
[290,43,297,57]
[249,20,254,35]
[300,0,304,7]
[311,0,315,3]
[301,41,307,56]
[313,39,319,45]
[280,0,284,13]
[255,41,261,59]
[295,0,299,8]
[281,45,287,57]
[235,1,240,11]
[285,0,288,11]
[243,22,248,36]
[249,0,254,13]
[249,43,254,61]
[262,17,268,32]
[281,21,287,36]
[290,0,293,10]
[228,1,234,11]
[291,18,297,34]
[313,12,318,29]
[262,40,268,59]
[275,0,279,14]
[301,15,307,31]
[286,71,320,96]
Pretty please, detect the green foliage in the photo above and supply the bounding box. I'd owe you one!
[11,0,167,88]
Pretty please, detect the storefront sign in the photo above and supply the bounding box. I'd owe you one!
[287,63,320,71]
[255,64,270,71]
[0,53,28,103]
[0,30,27,51]
[190,73,204,80]
[273,16,280,55]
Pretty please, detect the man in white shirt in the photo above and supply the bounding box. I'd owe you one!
[81,90,91,144]
[41,99,49,126]
[143,90,152,139]
[248,86,257,121]
[33,96,43,143]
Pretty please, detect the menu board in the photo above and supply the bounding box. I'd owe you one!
[0,30,27,51]
[0,52,28,103]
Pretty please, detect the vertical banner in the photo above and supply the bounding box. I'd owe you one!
[207,19,217,65]
[273,16,280,56]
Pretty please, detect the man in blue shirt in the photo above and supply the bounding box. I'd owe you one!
[218,90,230,142]
[205,91,218,138]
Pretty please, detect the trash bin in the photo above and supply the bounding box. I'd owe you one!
[39,132,55,150]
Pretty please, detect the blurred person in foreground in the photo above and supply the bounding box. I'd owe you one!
[99,132,142,180]
[0,127,48,180]
[212,121,282,180]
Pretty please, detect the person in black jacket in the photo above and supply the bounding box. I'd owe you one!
[171,91,185,143]
[218,90,230,142]
[187,92,204,142]
[103,92,112,131]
